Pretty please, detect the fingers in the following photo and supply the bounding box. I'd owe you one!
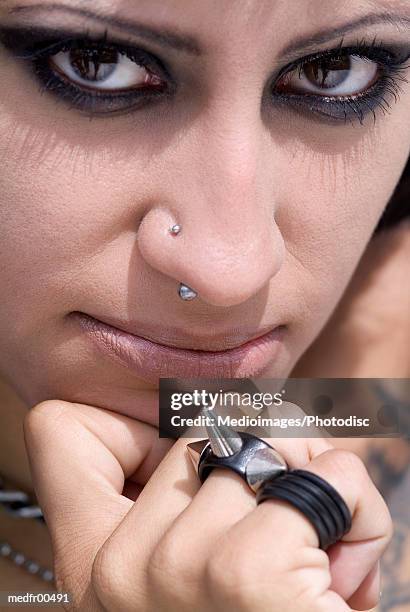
[25,400,389,612]
[346,562,380,611]
[147,445,390,611]
[160,440,336,593]
[213,448,391,610]
[162,435,334,557]
[23,399,172,605]
[308,450,392,607]
[89,435,205,610]
[89,435,332,610]
[105,434,332,556]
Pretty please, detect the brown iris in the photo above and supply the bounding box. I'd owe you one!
[303,56,351,89]
[69,46,118,82]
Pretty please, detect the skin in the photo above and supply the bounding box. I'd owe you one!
[19,403,390,612]
[292,220,410,612]
[292,220,410,378]
[2,223,408,611]
[0,0,409,609]
[0,0,409,416]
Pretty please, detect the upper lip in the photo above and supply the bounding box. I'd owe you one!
[71,311,282,352]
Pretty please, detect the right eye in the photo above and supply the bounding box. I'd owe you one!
[1,30,173,115]
[50,44,165,93]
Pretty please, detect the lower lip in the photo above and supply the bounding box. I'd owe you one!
[71,312,285,384]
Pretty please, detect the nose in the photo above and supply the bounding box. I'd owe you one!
[137,110,285,308]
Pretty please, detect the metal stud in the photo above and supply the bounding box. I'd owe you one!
[169,224,181,235]
[178,283,198,301]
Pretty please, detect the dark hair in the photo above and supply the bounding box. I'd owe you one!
[375,155,410,232]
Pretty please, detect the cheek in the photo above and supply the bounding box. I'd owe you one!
[0,134,107,399]
[273,128,408,352]
[0,125,120,370]
[0,116,166,398]
[0,120,136,306]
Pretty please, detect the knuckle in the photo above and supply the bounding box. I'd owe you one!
[314,449,373,506]
[206,546,332,611]
[324,448,368,483]
[148,533,188,584]
[381,504,394,544]
[23,400,73,439]
[147,531,199,609]
[205,546,259,608]
[92,542,141,612]
[27,399,71,419]
[91,545,118,607]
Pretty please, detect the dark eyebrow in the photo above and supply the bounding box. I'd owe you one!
[8,3,202,55]
[281,12,410,59]
[7,4,410,61]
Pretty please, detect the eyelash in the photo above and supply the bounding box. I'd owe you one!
[7,29,175,116]
[1,27,409,124]
[270,39,410,124]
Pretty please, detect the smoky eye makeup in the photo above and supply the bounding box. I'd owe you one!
[270,39,410,124]
[0,23,409,123]
[0,26,177,115]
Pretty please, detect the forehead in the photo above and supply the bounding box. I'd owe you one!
[1,0,407,28]
[1,0,408,63]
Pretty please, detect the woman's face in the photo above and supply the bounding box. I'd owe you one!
[0,0,409,423]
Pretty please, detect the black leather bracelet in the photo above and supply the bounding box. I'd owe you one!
[256,469,352,550]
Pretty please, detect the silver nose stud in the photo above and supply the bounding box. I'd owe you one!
[169,224,181,235]
[169,223,199,301]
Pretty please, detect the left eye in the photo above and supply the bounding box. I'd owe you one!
[50,45,164,91]
[275,54,380,97]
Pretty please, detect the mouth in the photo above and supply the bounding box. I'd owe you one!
[69,311,286,384]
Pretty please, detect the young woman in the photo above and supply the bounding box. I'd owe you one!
[0,0,409,609]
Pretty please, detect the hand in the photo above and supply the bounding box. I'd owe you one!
[23,400,392,611]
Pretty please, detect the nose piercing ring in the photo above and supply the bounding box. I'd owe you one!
[169,223,199,301]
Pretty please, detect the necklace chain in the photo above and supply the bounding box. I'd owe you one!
[0,540,54,583]
[0,474,54,584]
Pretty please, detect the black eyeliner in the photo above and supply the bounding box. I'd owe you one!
[270,37,410,125]
[273,37,410,83]
[0,25,174,78]
[0,26,77,56]
[0,25,409,122]
[0,24,177,117]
